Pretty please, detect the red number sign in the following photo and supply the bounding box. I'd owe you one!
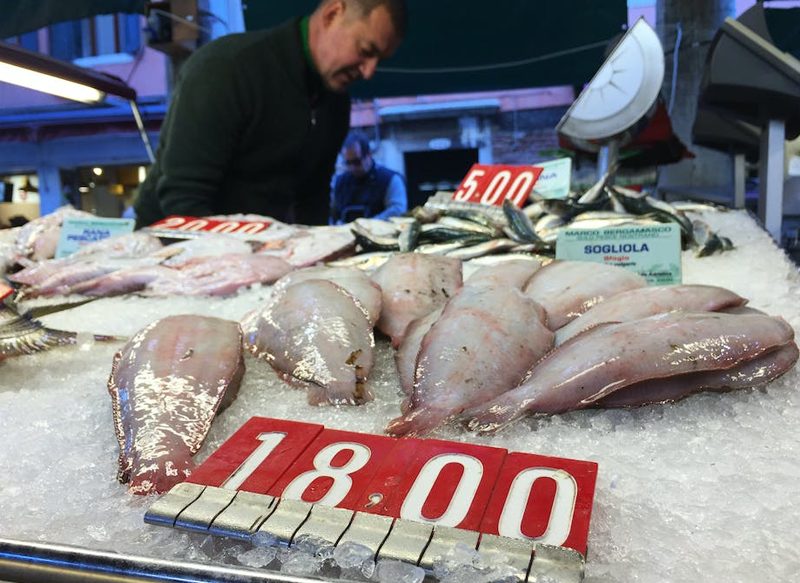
[452,164,543,207]
[187,418,598,555]
[0,282,13,301]
[268,428,398,510]
[149,215,272,236]
[479,452,598,555]
[357,437,507,531]
[187,418,323,493]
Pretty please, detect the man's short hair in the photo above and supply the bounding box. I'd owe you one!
[337,0,408,39]
[343,131,371,155]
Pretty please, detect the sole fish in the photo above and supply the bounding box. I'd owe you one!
[461,311,796,433]
[107,315,245,495]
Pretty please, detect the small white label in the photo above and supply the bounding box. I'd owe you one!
[532,158,572,200]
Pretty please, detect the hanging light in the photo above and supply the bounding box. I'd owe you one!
[0,40,135,104]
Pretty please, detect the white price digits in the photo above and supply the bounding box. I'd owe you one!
[208,221,242,234]
[180,219,210,231]
[400,453,483,527]
[505,171,536,206]
[282,442,371,507]
[481,171,511,205]
[453,168,486,201]
[221,432,287,490]
[157,216,188,229]
[498,468,577,546]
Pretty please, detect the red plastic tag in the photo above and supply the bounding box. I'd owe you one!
[148,215,272,235]
[0,282,13,301]
[357,437,507,531]
[478,452,598,555]
[187,417,599,555]
[268,428,398,510]
[187,418,323,493]
[452,164,543,207]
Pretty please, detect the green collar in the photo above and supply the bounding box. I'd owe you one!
[300,16,315,71]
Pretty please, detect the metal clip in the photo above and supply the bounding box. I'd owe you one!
[528,543,585,583]
[419,525,480,570]
[336,512,394,559]
[209,490,277,540]
[174,485,238,532]
[478,534,535,580]
[377,518,433,565]
[144,482,205,528]
[293,504,354,547]
[255,498,313,545]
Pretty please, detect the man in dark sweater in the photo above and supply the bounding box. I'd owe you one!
[134,0,406,228]
[331,131,407,223]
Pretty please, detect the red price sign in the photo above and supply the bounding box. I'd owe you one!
[149,215,272,236]
[0,282,13,301]
[268,428,398,510]
[452,164,543,207]
[187,418,323,493]
[479,452,598,555]
[357,437,507,531]
[187,418,598,555]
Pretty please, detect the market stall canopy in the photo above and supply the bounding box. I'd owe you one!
[0,0,145,39]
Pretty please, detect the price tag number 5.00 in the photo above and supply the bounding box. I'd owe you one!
[453,164,542,207]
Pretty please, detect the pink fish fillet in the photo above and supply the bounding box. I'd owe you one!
[595,342,799,407]
[554,284,747,345]
[461,311,797,433]
[247,279,374,406]
[371,253,463,348]
[523,260,647,330]
[387,283,554,437]
[272,265,382,325]
[107,315,245,495]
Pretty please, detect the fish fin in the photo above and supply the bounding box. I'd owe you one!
[128,455,195,496]
[459,401,525,434]
[385,408,450,437]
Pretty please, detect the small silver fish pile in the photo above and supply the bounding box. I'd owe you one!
[347,173,733,262]
[0,299,116,362]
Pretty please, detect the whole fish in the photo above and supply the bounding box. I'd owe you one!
[387,283,554,437]
[595,342,799,408]
[523,261,647,330]
[554,284,747,345]
[461,311,797,433]
[247,279,374,406]
[108,315,245,495]
[272,265,382,325]
[1,310,116,361]
[465,259,543,291]
[370,253,462,348]
[146,254,293,297]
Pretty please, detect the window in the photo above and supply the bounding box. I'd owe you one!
[48,14,141,62]
[4,31,39,52]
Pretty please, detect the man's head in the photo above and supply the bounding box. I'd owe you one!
[309,0,406,92]
[342,132,373,178]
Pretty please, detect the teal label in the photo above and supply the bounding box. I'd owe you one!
[56,217,135,258]
[556,223,682,285]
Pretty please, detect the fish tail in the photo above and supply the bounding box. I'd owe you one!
[459,401,526,434]
[385,408,449,437]
[128,456,195,496]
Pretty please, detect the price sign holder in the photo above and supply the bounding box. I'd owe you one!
[453,164,544,207]
[146,215,273,238]
[145,417,597,581]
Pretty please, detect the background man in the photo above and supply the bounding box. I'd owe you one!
[330,131,408,223]
[134,0,406,228]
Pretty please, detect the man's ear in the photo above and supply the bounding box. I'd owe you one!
[320,0,346,27]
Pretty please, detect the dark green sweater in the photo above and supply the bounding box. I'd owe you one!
[134,18,351,228]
